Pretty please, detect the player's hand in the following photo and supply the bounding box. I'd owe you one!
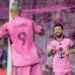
[47,45,56,56]
[39,28,45,36]
[51,45,56,50]
[64,50,70,55]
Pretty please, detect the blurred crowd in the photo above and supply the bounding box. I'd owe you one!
[0,37,8,69]
[0,1,75,75]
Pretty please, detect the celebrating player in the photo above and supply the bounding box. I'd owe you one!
[0,1,44,75]
[47,24,75,75]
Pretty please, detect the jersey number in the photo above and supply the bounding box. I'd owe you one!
[18,32,26,45]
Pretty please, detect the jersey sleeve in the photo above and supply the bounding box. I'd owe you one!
[69,39,75,49]
[47,41,56,55]
[69,39,74,47]
[47,42,53,51]
[32,21,42,33]
[0,22,8,38]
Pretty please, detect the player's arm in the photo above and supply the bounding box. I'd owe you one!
[65,44,75,55]
[69,48,75,54]
[0,23,8,38]
[47,45,56,57]
[64,39,75,55]
[33,21,45,36]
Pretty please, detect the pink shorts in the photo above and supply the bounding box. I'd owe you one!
[14,63,43,75]
[55,71,72,75]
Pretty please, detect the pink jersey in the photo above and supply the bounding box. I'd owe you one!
[47,38,74,72]
[0,16,42,66]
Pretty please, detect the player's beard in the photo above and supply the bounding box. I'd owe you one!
[56,33,63,38]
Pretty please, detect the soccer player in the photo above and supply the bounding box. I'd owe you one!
[0,1,44,75]
[47,24,75,75]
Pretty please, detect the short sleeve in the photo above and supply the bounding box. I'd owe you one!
[47,41,56,55]
[69,39,75,49]
[33,21,42,33]
[0,22,8,38]
[47,42,53,51]
[69,39,74,48]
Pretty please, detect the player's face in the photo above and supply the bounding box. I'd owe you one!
[54,26,63,38]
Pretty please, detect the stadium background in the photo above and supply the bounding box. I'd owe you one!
[0,0,75,75]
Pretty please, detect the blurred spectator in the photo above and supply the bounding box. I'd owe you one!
[72,31,75,41]
[39,50,47,71]
[0,37,8,69]
[1,50,7,69]
[0,48,2,68]
[38,49,53,75]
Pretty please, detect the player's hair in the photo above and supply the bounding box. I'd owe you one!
[54,24,64,30]
[11,1,22,13]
